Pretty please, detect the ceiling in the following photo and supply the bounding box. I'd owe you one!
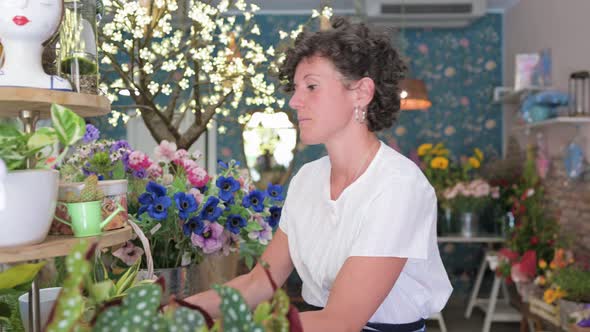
[251,0,520,14]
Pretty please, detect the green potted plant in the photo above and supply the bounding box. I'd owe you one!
[0,104,86,247]
[52,124,132,235]
[553,267,590,331]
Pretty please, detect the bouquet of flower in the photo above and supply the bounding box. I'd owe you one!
[416,143,453,194]
[442,178,499,213]
[59,124,134,182]
[123,140,284,270]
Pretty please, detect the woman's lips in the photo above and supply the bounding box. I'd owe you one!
[13,16,30,26]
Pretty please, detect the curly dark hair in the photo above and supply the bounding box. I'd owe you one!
[278,16,407,132]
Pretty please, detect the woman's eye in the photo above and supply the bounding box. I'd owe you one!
[307,84,317,91]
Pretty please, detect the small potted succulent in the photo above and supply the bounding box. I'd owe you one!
[0,104,86,247]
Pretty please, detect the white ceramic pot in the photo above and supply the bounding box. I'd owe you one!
[18,287,62,332]
[0,169,59,247]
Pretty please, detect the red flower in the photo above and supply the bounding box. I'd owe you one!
[530,236,539,245]
[547,239,555,246]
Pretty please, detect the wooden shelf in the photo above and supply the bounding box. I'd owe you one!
[512,116,590,132]
[0,226,132,264]
[0,87,111,118]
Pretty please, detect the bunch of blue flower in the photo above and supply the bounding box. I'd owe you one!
[133,159,284,269]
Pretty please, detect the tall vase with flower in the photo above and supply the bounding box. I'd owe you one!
[114,140,284,298]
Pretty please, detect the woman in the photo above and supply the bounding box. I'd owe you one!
[185,17,452,332]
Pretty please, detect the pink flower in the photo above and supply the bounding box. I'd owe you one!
[189,188,204,205]
[188,166,210,187]
[174,149,189,162]
[470,179,490,198]
[146,164,163,179]
[112,241,144,266]
[182,159,199,172]
[460,96,470,106]
[191,221,224,254]
[248,219,272,245]
[459,38,469,48]
[222,231,241,256]
[128,151,150,171]
[154,140,177,162]
[491,186,500,199]
[418,44,428,54]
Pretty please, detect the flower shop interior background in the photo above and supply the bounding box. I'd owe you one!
[1,0,590,331]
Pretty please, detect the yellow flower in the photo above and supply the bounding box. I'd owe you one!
[474,148,484,161]
[550,261,557,270]
[468,157,481,169]
[418,143,433,156]
[544,289,556,304]
[430,157,449,170]
[539,259,547,269]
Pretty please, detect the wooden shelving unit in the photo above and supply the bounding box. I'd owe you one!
[0,226,132,264]
[0,87,111,118]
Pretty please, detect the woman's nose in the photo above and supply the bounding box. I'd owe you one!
[288,91,303,110]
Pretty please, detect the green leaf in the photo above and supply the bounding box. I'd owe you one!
[0,124,22,139]
[112,160,126,180]
[28,127,57,151]
[89,280,115,303]
[253,301,272,324]
[50,104,86,147]
[0,262,46,290]
[245,221,263,232]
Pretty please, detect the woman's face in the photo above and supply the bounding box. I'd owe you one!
[0,0,62,42]
[288,55,357,145]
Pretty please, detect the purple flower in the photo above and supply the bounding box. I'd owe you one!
[215,176,240,202]
[225,214,246,234]
[248,220,272,245]
[112,241,144,266]
[266,184,284,201]
[242,190,265,212]
[266,206,282,229]
[83,124,100,143]
[191,221,224,254]
[174,192,198,220]
[110,140,131,153]
[183,216,204,236]
[200,196,222,221]
[133,169,147,179]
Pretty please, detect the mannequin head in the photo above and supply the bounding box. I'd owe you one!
[0,0,63,44]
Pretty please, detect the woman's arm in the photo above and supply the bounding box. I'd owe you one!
[182,228,294,318]
[299,256,407,332]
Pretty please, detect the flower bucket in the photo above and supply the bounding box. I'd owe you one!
[460,211,478,237]
[0,169,59,247]
[50,179,128,235]
[136,253,240,300]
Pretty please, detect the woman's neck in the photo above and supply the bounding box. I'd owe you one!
[326,132,380,199]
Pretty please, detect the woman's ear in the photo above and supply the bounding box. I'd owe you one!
[354,77,375,109]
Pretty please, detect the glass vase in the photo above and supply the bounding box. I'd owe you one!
[460,211,478,237]
[58,0,99,94]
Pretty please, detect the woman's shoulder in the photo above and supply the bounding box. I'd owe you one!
[373,143,433,194]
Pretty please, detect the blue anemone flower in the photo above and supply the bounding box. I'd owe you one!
[174,192,198,220]
[200,196,222,221]
[242,190,265,212]
[266,183,284,201]
[138,181,171,220]
[215,176,240,202]
[266,206,282,229]
[183,216,204,236]
[225,214,247,235]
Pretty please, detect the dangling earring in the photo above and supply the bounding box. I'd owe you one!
[354,106,366,124]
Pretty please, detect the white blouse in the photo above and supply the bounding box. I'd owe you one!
[279,142,452,324]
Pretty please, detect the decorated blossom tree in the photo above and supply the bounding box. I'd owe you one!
[99,0,332,150]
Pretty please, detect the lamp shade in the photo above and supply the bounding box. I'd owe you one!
[399,79,432,110]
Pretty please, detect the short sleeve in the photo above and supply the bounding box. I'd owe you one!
[278,166,303,236]
[350,178,437,260]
